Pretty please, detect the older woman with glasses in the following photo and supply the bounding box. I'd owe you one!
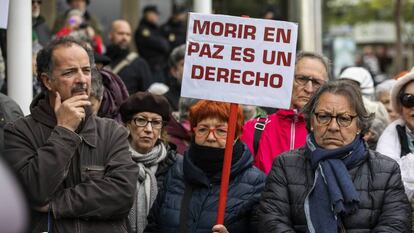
[119,92,179,233]
[258,80,410,233]
[145,100,266,233]
[377,71,414,204]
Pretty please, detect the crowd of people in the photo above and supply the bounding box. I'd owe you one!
[0,0,414,232]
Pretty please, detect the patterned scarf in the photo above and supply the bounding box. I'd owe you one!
[128,143,167,233]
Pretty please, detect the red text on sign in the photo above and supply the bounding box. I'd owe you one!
[191,65,283,88]
[187,42,224,59]
[193,20,256,40]
[263,27,291,43]
[262,51,292,66]
[231,47,255,62]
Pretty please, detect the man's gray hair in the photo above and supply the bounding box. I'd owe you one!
[296,51,331,80]
[168,44,186,68]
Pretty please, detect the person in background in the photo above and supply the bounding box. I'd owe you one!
[0,93,23,153]
[106,20,153,94]
[363,118,387,150]
[119,92,179,233]
[55,9,104,54]
[145,100,266,233]
[377,71,414,200]
[339,67,390,132]
[53,0,102,36]
[32,0,51,47]
[90,68,104,115]
[135,5,170,84]
[165,97,199,154]
[241,51,330,174]
[258,80,410,232]
[376,79,399,122]
[32,42,43,97]
[161,5,188,51]
[163,44,185,111]
[4,37,138,233]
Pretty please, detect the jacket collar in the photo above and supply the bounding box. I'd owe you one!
[183,143,254,187]
[30,92,97,148]
[276,108,304,120]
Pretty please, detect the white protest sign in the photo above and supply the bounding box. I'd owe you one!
[181,13,298,109]
[0,0,9,29]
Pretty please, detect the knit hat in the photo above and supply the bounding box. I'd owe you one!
[391,71,414,115]
[120,92,171,123]
[339,67,375,98]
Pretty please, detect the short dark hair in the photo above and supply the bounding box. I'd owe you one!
[302,80,374,135]
[296,51,331,80]
[36,36,95,88]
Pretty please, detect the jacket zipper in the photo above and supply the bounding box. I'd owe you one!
[290,110,298,150]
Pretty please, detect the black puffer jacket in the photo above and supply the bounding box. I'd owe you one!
[258,147,411,233]
[144,144,266,233]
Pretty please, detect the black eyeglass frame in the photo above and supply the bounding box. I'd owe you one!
[132,117,165,129]
[313,112,358,128]
[294,75,326,89]
[400,93,414,108]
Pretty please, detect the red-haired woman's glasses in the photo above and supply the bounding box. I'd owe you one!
[194,125,228,139]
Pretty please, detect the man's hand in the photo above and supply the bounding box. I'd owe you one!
[212,224,229,233]
[54,92,91,132]
[33,203,49,213]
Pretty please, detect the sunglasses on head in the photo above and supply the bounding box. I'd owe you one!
[400,93,414,108]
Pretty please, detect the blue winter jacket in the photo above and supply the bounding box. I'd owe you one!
[144,143,266,233]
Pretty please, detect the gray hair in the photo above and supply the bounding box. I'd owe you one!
[178,97,199,121]
[90,68,104,100]
[366,118,387,150]
[375,79,396,100]
[168,44,186,68]
[296,51,331,80]
[302,80,374,135]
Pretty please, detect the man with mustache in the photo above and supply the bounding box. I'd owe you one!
[106,20,153,95]
[3,37,138,233]
[241,51,330,174]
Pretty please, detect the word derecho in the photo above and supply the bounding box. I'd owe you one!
[188,19,293,88]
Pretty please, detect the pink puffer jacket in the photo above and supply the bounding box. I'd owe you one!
[240,109,308,174]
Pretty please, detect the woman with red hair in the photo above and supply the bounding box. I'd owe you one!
[145,100,266,233]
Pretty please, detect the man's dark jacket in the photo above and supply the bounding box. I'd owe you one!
[4,93,139,233]
[258,147,411,233]
[134,19,170,72]
[144,144,266,233]
[32,15,51,47]
[106,50,153,95]
[161,18,186,50]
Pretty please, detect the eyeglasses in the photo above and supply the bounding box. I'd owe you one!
[295,75,325,89]
[400,93,414,108]
[194,125,228,139]
[314,112,357,127]
[132,117,163,129]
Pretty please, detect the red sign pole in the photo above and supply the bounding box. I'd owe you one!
[216,103,239,224]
